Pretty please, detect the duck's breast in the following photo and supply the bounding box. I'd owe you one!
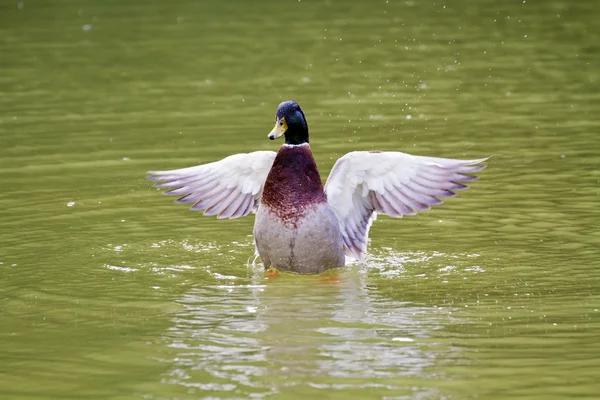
[261,144,326,226]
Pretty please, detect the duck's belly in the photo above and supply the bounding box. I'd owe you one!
[253,202,345,274]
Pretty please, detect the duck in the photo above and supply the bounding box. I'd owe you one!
[148,100,487,274]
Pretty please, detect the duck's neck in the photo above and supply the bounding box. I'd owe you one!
[261,144,326,218]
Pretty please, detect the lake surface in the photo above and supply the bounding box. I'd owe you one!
[1,0,599,399]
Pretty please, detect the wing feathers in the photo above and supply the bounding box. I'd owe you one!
[229,196,251,219]
[175,180,220,204]
[201,187,236,215]
[326,151,487,261]
[385,189,418,215]
[405,179,456,198]
[240,196,255,216]
[217,191,245,219]
[375,192,403,217]
[148,151,277,219]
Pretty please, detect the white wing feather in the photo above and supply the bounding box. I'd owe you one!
[148,151,277,219]
[325,151,487,261]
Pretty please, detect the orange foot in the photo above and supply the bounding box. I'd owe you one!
[313,272,342,285]
[265,268,280,280]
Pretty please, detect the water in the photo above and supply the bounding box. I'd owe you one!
[1,0,599,399]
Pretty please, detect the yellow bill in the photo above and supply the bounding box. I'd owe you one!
[268,118,287,140]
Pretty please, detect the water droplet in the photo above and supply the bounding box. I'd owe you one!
[392,337,414,342]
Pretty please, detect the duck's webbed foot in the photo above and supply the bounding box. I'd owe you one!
[265,267,280,280]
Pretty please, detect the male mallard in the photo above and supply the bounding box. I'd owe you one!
[148,101,487,274]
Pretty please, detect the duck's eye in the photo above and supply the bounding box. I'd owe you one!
[279,121,284,126]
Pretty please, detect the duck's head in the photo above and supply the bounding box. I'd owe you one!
[268,101,309,145]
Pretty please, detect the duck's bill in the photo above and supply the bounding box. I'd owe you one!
[268,118,287,140]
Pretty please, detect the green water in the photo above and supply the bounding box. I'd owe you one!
[1,0,599,399]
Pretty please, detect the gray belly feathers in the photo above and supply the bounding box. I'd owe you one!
[253,202,345,274]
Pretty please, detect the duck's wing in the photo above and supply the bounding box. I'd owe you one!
[324,151,488,261]
[148,151,277,219]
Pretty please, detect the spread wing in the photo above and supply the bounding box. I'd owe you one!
[325,151,488,260]
[148,151,277,219]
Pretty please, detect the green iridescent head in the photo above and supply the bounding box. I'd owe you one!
[268,101,309,145]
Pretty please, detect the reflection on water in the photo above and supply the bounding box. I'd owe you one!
[163,269,453,398]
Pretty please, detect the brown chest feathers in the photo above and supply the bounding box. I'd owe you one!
[261,145,327,226]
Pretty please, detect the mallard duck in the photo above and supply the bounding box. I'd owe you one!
[148,101,487,274]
